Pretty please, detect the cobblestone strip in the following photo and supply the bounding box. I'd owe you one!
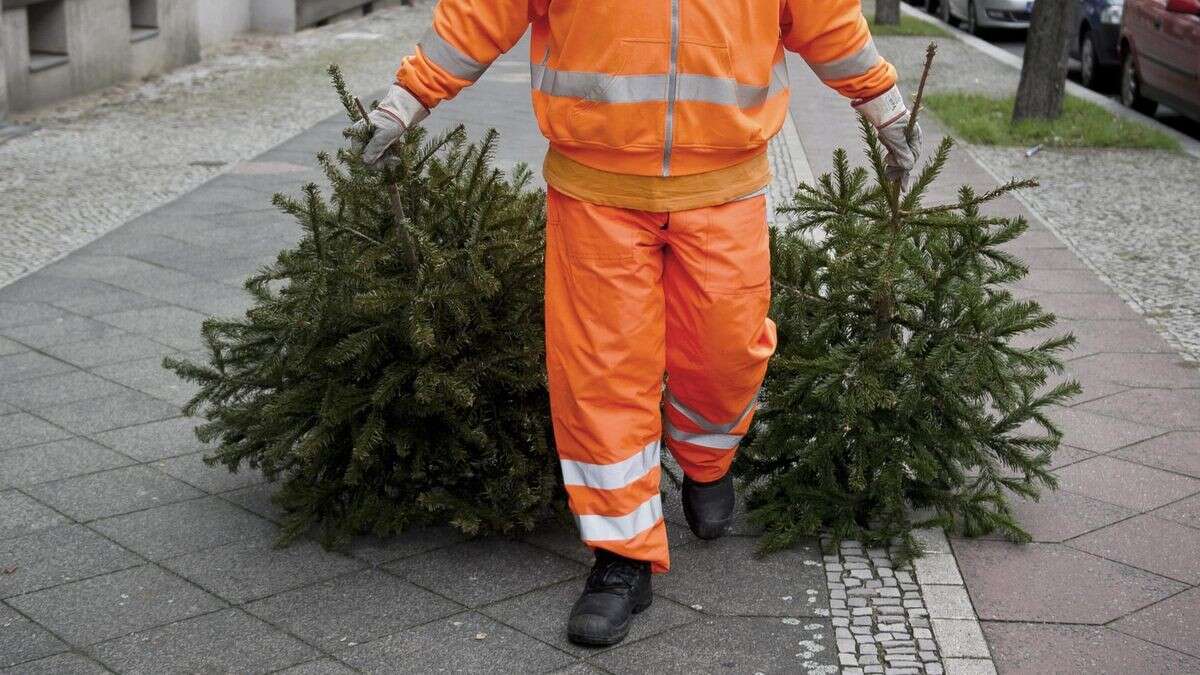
[824,536,945,674]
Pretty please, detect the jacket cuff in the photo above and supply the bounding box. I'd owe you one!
[852,85,907,129]
[380,84,431,127]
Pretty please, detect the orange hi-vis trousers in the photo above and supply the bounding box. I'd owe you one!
[545,188,778,573]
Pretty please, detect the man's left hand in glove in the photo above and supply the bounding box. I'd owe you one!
[853,85,922,191]
[349,84,430,168]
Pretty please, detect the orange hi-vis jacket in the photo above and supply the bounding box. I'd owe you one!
[397,0,897,179]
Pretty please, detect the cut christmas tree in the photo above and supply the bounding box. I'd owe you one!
[164,66,560,549]
[736,46,1081,558]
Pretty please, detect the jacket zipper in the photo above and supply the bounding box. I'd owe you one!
[661,0,681,177]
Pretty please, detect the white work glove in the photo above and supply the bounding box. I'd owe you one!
[853,85,922,191]
[349,84,430,167]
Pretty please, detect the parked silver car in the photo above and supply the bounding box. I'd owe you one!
[927,0,1035,34]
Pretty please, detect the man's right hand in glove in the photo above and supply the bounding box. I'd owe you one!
[350,84,430,167]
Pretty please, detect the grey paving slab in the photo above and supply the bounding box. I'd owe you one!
[383,538,585,609]
[0,337,26,356]
[5,564,225,646]
[0,316,127,350]
[1152,493,1200,530]
[161,539,365,604]
[90,416,205,461]
[0,302,67,329]
[1080,388,1200,430]
[1069,514,1200,585]
[981,621,1200,674]
[35,390,180,435]
[0,601,67,668]
[219,483,286,524]
[0,403,15,416]
[593,616,836,674]
[1015,247,1091,271]
[245,568,461,653]
[0,652,108,675]
[141,281,254,318]
[48,286,166,317]
[39,254,167,282]
[90,356,199,408]
[340,612,574,674]
[91,607,319,675]
[1067,353,1200,389]
[1041,406,1164,454]
[0,524,141,598]
[1055,455,1200,512]
[101,267,211,299]
[1113,432,1200,478]
[981,488,1134,543]
[1020,291,1142,321]
[273,659,358,675]
[0,351,76,384]
[482,578,700,658]
[1012,269,1114,295]
[91,496,277,560]
[1111,587,1200,659]
[152,451,265,494]
[347,526,467,566]
[0,437,134,488]
[0,276,109,304]
[951,540,1184,623]
[0,413,72,451]
[0,370,129,409]
[93,306,211,351]
[0,491,71,541]
[24,465,204,521]
[521,521,598,566]
[654,536,828,617]
[39,334,178,370]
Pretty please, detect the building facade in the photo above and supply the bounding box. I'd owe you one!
[0,0,382,119]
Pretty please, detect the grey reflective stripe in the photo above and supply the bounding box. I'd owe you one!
[575,494,663,541]
[662,0,681,176]
[664,387,759,434]
[664,418,742,451]
[531,65,665,103]
[560,440,661,490]
[529,59,788,108]
[807,39,881,82]
[419,28,489,82]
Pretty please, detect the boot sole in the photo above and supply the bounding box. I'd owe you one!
[566,594,654,647]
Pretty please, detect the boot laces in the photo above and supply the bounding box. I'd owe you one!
[588,556,642,593]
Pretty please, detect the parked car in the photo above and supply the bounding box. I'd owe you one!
[1120,0,1200,121]
[926,0,1035,35]
[1070,0,1126,90]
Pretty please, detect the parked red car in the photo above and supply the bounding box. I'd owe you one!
[1120,0,1200,121]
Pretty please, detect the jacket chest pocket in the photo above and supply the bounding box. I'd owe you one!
[562,38,668,150]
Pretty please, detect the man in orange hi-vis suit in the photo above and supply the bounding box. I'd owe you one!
[353,0,921,646]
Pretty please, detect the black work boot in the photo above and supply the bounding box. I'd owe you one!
[567,549,653,646]
[682,472,735,540]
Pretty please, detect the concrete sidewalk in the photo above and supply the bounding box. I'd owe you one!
[792,36,1200,674]
[3,27,1198,675]
[0,44,848,675]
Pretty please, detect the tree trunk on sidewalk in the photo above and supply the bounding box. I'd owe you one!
[1012,0,1075,121]
[876,0,902,25]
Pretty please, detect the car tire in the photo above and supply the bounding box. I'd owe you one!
[938,0,959,26]
[1120,49,1158,116]
[1080,33,1114,92]
[967,0,983,35]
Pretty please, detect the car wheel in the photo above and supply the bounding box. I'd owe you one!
[1121,49,1158,116]
[1080,33,1114,92]
[939,0,960,26]
[967,0,982,35]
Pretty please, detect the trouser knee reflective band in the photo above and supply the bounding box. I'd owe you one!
[545,187,777,573]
